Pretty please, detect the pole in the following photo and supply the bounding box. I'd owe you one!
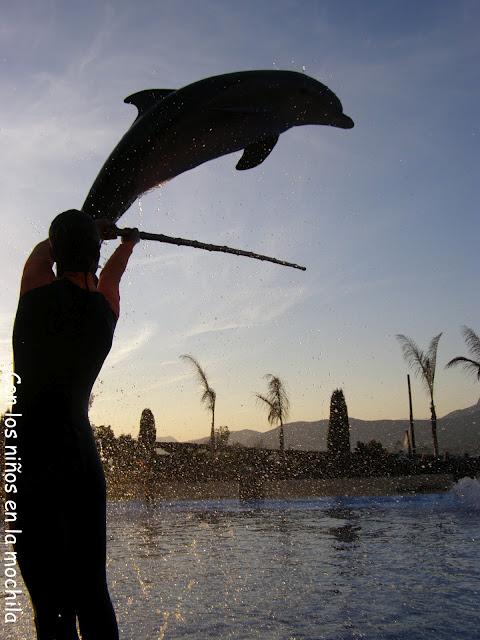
[116,228,306,271]
[404,429,412,457]
[407,374,416,456]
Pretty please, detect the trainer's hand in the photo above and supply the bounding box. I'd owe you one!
[96,218,118,240]
[120,228,141,245]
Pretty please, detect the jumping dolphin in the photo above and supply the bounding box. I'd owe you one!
[83,70,354,221]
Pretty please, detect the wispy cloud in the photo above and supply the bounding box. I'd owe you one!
[185,284,307,338]
[135,371,193,394]
[106,323,156,366]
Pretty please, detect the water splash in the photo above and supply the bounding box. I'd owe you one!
[451,477,480,510]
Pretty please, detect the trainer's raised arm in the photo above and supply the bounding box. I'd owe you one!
[97,228,140,317]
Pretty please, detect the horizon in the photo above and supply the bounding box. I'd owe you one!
[124,395,480,444]
[1,1,479,441]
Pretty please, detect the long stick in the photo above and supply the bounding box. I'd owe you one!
[407,374,416,456]
[116,228,306,271]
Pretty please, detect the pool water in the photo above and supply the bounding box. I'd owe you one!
[5,483,480,639]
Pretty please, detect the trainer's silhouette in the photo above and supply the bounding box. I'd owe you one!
[13,210,139,639]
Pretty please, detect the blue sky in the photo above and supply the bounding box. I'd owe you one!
[1,1,479,440]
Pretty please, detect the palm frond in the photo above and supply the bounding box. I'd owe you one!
[267,375,290,414]
[255,393,277,425]
[396,333,441,394]
[201,387,216,411]
[180,354,209,388]
[462,326,480,361]
[426,333,442,383]
[255,393,273,406]
[396,334,428,380]
[180,353,216,410]
[446,356,480,380]
[258,374,290,424]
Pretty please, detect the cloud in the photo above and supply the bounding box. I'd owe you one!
[1,118,114,173]
[184,284,307,338]
[135,371,193,394]
[106,323,156,366]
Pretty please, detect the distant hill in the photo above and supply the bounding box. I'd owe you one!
[157,435,177,443]
[190,400,480,456]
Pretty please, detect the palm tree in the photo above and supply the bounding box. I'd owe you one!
[180,354,216,450]
[396,333,442,457]
[256,374,290,451]
[446,326,480,380]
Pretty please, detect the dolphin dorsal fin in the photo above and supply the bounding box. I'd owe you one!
[236,135,279,171]
[124,89,175,120]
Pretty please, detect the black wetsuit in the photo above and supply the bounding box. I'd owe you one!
[12,278,119,640]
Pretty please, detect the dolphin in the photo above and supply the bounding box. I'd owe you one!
[82,70,354,221]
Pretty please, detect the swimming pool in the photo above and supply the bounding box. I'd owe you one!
[5,481,480,639]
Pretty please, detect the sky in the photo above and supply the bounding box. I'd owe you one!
[1,0,479,441]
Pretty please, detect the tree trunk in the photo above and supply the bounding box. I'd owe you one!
[279,419,285,452]
[404,429,412,457]
[430,400,439,457]
[210,407,216,451]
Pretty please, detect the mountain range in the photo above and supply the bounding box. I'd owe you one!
[187,400,480,456]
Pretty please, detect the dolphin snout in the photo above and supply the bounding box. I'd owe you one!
[333,114,354,129]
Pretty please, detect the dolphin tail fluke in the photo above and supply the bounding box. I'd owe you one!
[236,135,279,170]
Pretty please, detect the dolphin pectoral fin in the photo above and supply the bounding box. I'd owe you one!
[236,136,279,171]
[124,89,176,120]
